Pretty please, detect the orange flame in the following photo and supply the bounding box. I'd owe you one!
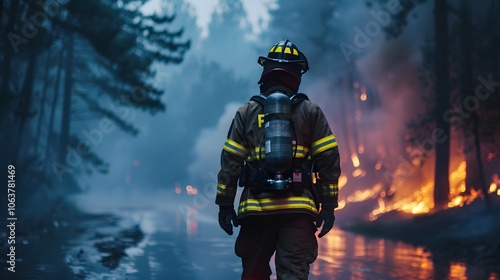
[351,153,360,167]
[370,181,434,220]
[338,175,348,189]
[489,183,497,193]
[357,159,499,221]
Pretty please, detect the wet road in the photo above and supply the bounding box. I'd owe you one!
[2,191,499,279]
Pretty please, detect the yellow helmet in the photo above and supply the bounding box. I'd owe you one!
[258,39,309,74]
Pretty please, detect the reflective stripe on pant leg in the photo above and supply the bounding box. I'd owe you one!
[275,214,318,280]
[235,216,278,280]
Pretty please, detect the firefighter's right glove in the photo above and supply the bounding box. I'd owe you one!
[218,205,239,235]
[316,203,336,238]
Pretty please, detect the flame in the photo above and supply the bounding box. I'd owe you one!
[493,174,500,196]
[352,169,366,178]
[448,161,466,198]
[360,92,367,101]
[362,160,499,221]
[343,183,383,203]
[338,175,348,189]
[370,181,434,220]
[337,200,346,210]
[446,161,487,207]
[490,183,498,193]
[351,153,360,167]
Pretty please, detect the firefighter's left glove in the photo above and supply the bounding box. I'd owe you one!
[218,206,239,235]
[316,203,336,238]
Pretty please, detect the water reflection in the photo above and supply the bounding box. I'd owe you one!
[169,206,497,280]
[310,227,435,279]
[175,205,199,237]
[8,198,498,280]
[308,228,498,280]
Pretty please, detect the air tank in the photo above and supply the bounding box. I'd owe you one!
[264,92,293,175]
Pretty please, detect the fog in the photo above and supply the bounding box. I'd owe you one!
[81,0,436,211]
[2,0,500,278]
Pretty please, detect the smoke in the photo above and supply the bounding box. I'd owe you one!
[78,0,263,194]
[187,103,241,181]
[257,0,437,212]
[355,32,429,163]
[80,0,439,216]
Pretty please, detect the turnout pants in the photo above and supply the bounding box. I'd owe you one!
[235,213,318,280]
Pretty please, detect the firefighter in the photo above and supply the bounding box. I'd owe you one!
[216,39,341,280]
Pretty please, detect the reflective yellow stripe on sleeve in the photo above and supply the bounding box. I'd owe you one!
[223,138,248,158]
[311,135,337,157]
[293,145,310,159]
[322,184,339,196]
[238,197,318,214]
[217,183,227,195]
[248,146,265,161]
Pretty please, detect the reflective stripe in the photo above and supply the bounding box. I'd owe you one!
[223,138,248,158]
[247,145,310,161]
[217,183,227,195]
[311,135,337,156]
[248,146,265,161]
[322,184,339,196]
[238,197,318,214]
[293,145,309,159]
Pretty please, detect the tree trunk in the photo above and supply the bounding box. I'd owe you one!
[34,48,53,156]
[0,0,4,31]
[45,46,65,169]
[464,150,481,192]
[433,0,451,209]
[471,111,491,207]
[57,33,74,166]
[459,0,491,208]
[0,1,20,126]
[459,0,479,194]
[13,49,39,160]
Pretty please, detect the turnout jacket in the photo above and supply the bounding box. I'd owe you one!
[216,92,341,219]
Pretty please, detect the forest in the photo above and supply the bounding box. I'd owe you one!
[1,0,499,279]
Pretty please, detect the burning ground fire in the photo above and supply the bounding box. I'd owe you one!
[332,76,500,222]
[337,154,500,221]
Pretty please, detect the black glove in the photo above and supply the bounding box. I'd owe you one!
[218,206,239,235]
[315,203,336,238]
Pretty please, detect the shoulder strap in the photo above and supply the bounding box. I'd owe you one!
[250,92,309,106]
[249,93,267,106]
[290,93,309,104]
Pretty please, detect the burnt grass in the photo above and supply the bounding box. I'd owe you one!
[342,195,500,273]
